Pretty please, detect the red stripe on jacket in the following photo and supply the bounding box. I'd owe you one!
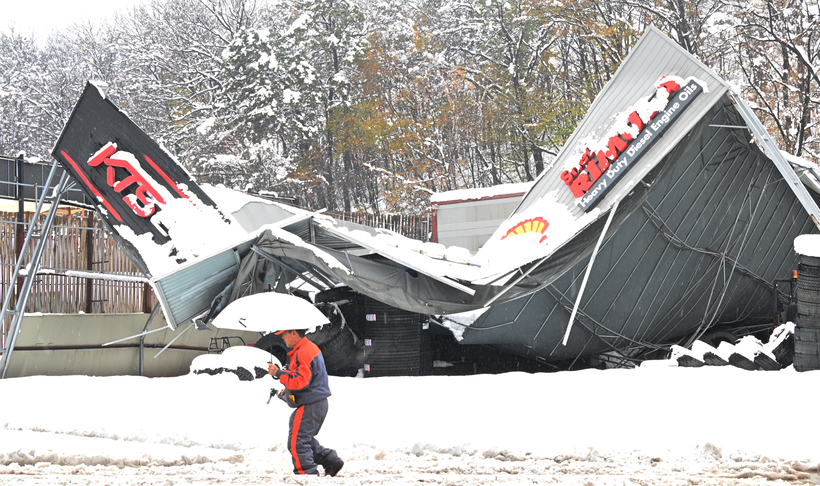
[278,337,321,391]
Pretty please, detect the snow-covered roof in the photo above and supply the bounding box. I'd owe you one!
[430,181,534,204]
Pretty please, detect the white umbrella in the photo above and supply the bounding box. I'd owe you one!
[211,292,329,333]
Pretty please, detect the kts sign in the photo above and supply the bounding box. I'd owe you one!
[52,83,220,247]
[561,77,703,211]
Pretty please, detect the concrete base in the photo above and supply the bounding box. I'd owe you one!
[2,313,261,378]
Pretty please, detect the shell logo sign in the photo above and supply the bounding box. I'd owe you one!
[500,217,549,243]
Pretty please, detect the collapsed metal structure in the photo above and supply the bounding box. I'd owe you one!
[459,98,820,365]
[4,27,819,374]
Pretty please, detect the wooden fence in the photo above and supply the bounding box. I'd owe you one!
[326,210,429,241]
[1,211,149,317]
[1,208,428,317]
[0,201,430,353]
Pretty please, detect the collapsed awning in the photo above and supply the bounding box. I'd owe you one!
[52,27,820,340]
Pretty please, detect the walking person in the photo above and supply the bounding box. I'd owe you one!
[268,328,344,476]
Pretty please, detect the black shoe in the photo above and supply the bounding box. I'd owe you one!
[325,459,344,477]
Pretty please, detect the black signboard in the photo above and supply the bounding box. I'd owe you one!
[577,79,703,211]
[51,82,219,245]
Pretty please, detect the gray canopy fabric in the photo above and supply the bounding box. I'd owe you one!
[227,229,480,315]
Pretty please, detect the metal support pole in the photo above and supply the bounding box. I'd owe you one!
[0,160,61,375]
[563,200,619,346]
[15,154,24,302]
[154,322,194,359]
[0,169,70,379]
[140,304,161,376]
[1,161,60,319]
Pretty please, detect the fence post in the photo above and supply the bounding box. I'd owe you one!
[14,155,24,302]
[85,211,95,313]
[142,283,152,314]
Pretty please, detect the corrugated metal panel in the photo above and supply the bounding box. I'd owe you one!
[283,219,312,242]
[230,200,301,233]
[153,239,254,329]
[513,26,729,219]
[731,94,820,230]
[313,224,366,251]
[462,99,820,360]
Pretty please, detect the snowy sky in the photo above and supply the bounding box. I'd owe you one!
[2,0,147,41]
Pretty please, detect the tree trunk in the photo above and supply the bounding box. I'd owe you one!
[343,150,352,212]
[532,142,544,176]
[521,135,533,181]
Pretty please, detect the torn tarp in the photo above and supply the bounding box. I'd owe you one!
[228,229,479,315]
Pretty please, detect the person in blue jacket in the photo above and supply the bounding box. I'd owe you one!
[268,328,344,476]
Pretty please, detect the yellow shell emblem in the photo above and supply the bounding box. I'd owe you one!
[500,217,549,243]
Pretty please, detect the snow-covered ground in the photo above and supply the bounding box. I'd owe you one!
[1,364,819,485]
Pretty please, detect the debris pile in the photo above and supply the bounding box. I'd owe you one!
[190,346,278,381]
[670,323,794,371]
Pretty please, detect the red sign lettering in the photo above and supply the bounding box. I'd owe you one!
[87,143,167,218]
[561,76,682,199]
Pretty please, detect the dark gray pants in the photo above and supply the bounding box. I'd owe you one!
[288,398,338,475]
